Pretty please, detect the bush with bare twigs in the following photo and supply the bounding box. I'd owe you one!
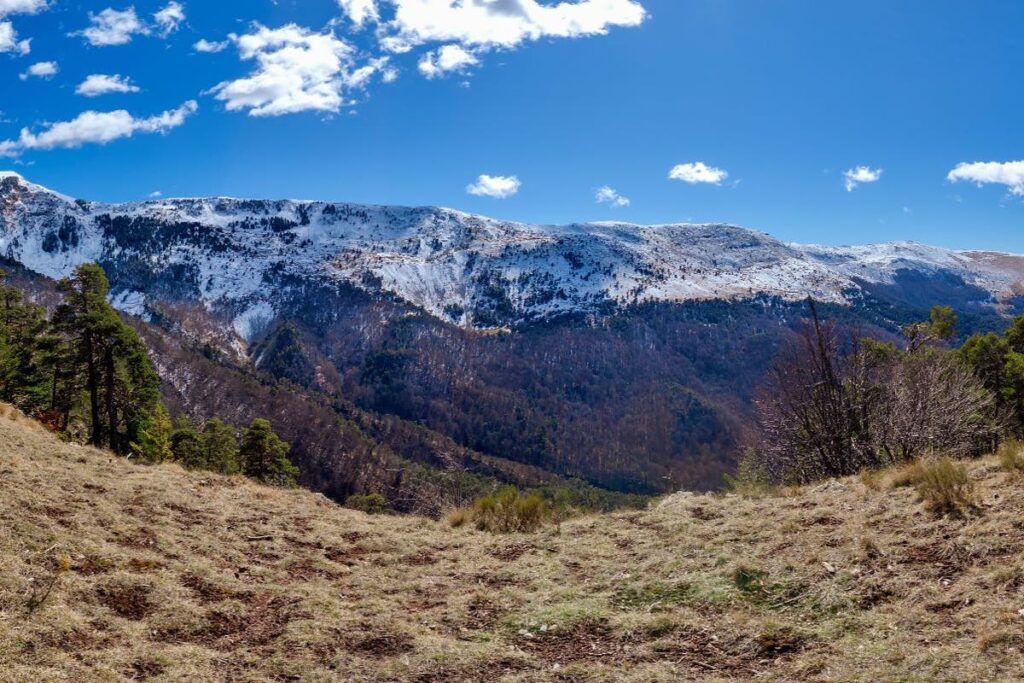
[752,303,999,484]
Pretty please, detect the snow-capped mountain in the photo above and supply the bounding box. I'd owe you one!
[3,171,1022,340]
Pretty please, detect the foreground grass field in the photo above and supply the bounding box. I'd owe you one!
[2,405,1024,682]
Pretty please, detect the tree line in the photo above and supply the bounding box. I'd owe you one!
[0,264,298,486]
[750,301,1024,484]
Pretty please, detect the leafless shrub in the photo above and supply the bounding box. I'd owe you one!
[753,303,999,484]
[753,305,880,483]
[871,347,999,461]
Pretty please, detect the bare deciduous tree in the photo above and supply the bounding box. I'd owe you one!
[753,302,1000,484]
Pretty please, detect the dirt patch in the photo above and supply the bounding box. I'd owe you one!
[514,618,644,664]
[325,544,369,566]
[181,573,248,604]
[34,623,107,653]
[755,626,807,657]
[112,527,159,551]
[491,542,534,562]
[414,655,531,682]
[192,595,302,651]
[401,550,438,566]
[462,594,502,631]
[125,659,166,680]
[903,540,976,577]
[614,536,636,550]
[469,571,526,588]
[94,583,154,620]
[283,557,341,583]
[343,627,416,657]
[690,506,720,521]
[808,514,843,527]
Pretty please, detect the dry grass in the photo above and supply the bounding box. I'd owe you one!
[911,457,977,515]
[998,440,1024,473]
[2,405,1024,681]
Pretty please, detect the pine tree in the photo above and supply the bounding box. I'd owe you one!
[114,324,161,452]
[0,269,54,412]
[200,418,240,474]
[238,418,298,486]
[54,264,115,447]
[170,417,203,469]
[133,403,173,463]
[53,264,160,454]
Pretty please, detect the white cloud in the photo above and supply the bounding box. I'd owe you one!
[947,161,1024,197]
[337,0,379,27]
[335,1,645,82]
[0,20,30,54]
[669,162,728,185]
[210,24,389,117]
[0,0,47,17]
[418,43,477,78]
[149,190,162,198]
[19,60,56,79]
[595,185,629,207]
[0,100,198,156]
[0,1,46,55]
[76,73,141,97]
[194,37,228,53]
[342,0,647,51]
[78,7,148,46]
[153,1,184,38]
[843,165,882,191]
[466,173,520,198]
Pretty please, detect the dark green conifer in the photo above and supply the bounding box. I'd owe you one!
[238,418,298,486]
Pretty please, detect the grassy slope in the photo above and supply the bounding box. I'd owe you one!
[2,406,1024,682]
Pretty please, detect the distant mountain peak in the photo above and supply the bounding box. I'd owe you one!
[3,176,1024,340]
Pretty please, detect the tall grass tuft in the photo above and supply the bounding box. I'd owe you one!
[912,457,975,515]
[446,487,552,533]
[997,440,1024,473]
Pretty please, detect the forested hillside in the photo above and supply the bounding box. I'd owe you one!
[4,173,1023,499]
[0,261,643,514]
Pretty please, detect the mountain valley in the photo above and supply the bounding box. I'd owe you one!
[3,172,1022,502]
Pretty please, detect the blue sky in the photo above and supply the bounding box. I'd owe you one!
[1,0,1023,250]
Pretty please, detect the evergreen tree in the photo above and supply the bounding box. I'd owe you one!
[113,324,161,452]
[238,418,298,486]
[199,418,240,474]
[0,269,54,412]
[133,403,173,463]
[53,264,160,454]
[958,333,1010,405]
[170,417,203,469]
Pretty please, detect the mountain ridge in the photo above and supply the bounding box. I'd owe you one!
[5,172,1022,496]
[4,172,1023,339]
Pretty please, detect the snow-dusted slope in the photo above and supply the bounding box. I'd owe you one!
[2,172,1022,339]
